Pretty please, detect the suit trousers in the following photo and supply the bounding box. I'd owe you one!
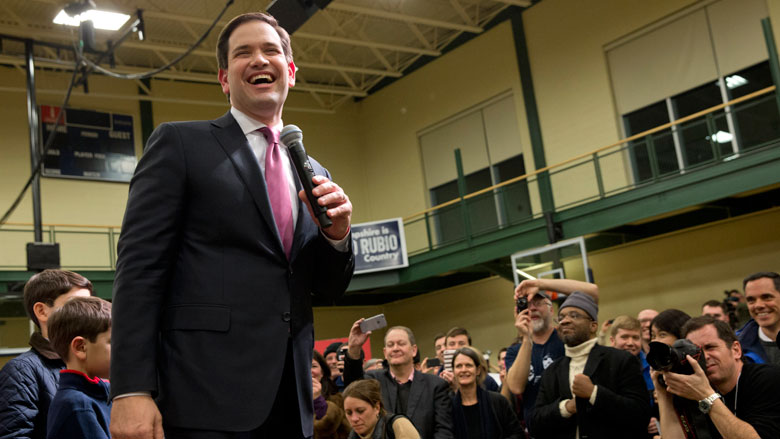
[164,337,306,439]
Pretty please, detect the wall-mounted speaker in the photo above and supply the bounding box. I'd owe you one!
[26,242,61,272]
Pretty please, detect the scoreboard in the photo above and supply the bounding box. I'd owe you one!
[40,105,137,182]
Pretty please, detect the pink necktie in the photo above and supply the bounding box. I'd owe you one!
[259,127,293,258]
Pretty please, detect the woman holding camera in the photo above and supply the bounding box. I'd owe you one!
[450,347,523,439]
[342,379,419,439]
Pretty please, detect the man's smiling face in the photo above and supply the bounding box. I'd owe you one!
[218,20,295,126]
[383,329,416,367]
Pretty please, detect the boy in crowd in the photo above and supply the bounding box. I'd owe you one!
[0,270,92,439]
[46,297,112,439]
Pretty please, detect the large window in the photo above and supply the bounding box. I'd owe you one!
[622,61,779,183]
[608,0,776,183]
[419,93,531,246]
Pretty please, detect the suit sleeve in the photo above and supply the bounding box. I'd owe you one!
[342,350,366,387]
[110,123,187,398]
[589,352,650,434]
[432,376,454,439]
[306,161,355,303]
[529,361,575,437]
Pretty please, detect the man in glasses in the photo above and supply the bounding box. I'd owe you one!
[504,278,598,436]
[530,292,650,439]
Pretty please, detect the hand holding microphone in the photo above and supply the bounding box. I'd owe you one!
[281,125,352,240]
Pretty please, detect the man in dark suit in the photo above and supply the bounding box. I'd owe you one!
[109,12,354,439]
[530,292,650,439]
[344,321,454,439]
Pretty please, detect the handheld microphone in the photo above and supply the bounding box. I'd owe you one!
[281,125,332,228]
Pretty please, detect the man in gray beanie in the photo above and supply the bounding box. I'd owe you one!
[530,292,650,439]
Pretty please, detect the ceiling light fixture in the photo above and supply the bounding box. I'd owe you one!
[725,75,748,89]
[53,1,130,31]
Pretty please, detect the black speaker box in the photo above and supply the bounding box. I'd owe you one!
[267,0,332,34]
[26,242,61,272]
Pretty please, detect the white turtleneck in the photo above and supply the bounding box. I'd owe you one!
[559,337,599,421]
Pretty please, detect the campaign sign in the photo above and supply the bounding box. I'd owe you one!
[352,218,408,275]
[39,105,137,182]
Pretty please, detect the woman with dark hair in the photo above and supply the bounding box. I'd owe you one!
[450,347,523,439]
[343,379,419,439]
[313,350,351,439]
[650,309,692,345]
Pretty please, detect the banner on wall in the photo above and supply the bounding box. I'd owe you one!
[352,218,408,275]
[314,337,372,360]
[39,105,137,182]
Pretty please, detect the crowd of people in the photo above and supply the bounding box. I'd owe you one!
[2,269,779,438]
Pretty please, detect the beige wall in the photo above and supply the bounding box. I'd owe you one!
[356,20,536,245]
[593,207,780,320]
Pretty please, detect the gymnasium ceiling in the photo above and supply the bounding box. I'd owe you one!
[0,0,533,112]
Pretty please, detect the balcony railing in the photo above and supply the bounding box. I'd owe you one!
[1,86,778,269]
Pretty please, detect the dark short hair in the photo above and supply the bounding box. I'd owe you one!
[450,347,486,385]
[650,309,691,340]
[48,297,111,361]
[445,327,472,346]
[23,269,93,329]
[682,315,738,347]
[216,12,293,70]
[384,326,416,346]
[743,272,780,292]
[702,300,727,314]
[343,379,385,417]
[433,333,446,347]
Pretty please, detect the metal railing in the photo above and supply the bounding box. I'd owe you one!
[1,86,778,268]
[0,222,120,270]
[402,85,779,255]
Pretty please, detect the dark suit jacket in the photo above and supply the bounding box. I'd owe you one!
[343,357,453,439]
[530,344,650,439]
[110,112,355,434]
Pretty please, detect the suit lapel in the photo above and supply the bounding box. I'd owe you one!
[210,112,286,260]
[287,164,308,262]
[406,370,423,417]
[583,344,607,377]
[558,356,572,399]
[383,370,398,412]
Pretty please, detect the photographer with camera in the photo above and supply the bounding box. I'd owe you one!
[653,316,780,439]
[504,278,598,436]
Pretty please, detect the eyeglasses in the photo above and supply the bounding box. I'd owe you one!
[558,311,592,322]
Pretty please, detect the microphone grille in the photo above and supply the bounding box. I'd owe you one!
[281,124,303,145]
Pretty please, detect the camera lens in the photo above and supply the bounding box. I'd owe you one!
[516,296,528,313]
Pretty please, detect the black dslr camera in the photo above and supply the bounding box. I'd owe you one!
[647,339,716,439]
[516,296,528,313]
[646,339,705,386]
